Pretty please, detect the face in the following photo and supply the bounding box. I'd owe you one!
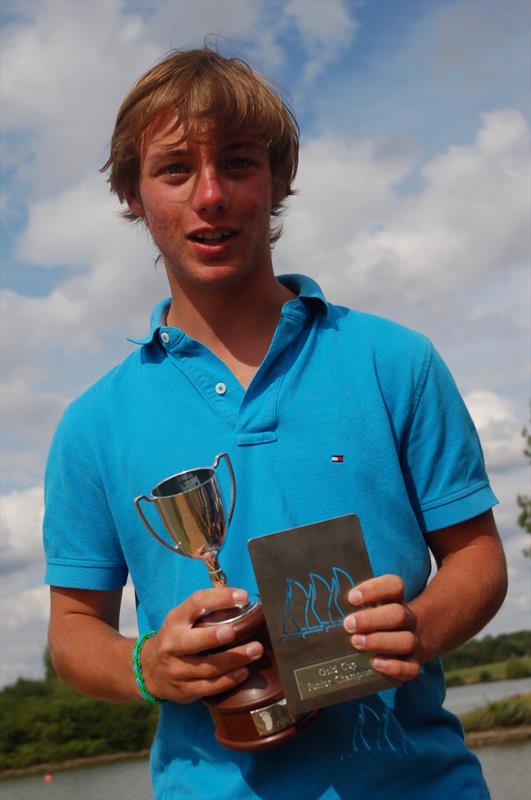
[128,117,283,292]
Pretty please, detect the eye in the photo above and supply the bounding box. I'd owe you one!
[225,157,253,170]
[161,163,190,176]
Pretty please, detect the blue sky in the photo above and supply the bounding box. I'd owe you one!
[1,0,530,685]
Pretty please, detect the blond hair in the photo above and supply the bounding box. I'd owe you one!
[102,47,299,242]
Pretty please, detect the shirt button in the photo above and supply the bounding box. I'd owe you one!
[215,382,227,395]
[160,332,170,344]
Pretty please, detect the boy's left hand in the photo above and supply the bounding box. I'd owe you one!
[343,574,424,681]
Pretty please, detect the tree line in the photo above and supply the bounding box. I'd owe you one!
[0,651,157,770]
[1,631,530,771]
[442,629,531,671]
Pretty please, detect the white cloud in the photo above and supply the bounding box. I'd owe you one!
[488,523,531,636]
[16,176,120,268]
[1,1,158,193]
[0,578,137,687]
[465,390,525,473]
[2,447,49,493]
[0,175,166,497]
[2,380,67,441]
[0,486,44,575]
[3,176,167,365]
[2,584,49,630]
[283,0,358,81]
[276,133,417,297]
[277,109,530,315]
[0,585,50,686]
[466,390,519,432]
[120,580,139,639]
[0,484,137,686]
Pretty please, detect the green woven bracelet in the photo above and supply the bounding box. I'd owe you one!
[132,631,162,705]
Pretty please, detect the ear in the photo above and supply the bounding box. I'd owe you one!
[124,189,145,218]
[272,184,287,209]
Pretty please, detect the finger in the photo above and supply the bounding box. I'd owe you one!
[347,575,405,607]
[167,587,249,628]
[370,656,420,681]
[177,621,240,656]
[349,630,418,656]
[344,603,416,634]
[182,641,264,679]
[186,666,252,700]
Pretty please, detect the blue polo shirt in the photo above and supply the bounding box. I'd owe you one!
[44,275,496,800]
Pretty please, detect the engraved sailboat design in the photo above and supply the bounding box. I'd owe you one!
[280,567,355,641]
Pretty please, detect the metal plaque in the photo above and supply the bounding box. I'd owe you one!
[248,515,395,716]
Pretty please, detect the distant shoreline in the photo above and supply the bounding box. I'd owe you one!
[0,749,150,780]
[465,725,531,747]
[2,727,531,780]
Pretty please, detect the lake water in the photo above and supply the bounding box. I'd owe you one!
[2,678,530,800]
[0,759,152,800]
[3,745,531,800]
[444,676,531,714]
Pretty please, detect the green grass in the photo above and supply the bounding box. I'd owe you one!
[445,656,531,686]
[460,693,531,732]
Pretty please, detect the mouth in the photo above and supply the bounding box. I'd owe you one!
[187,230,238,245]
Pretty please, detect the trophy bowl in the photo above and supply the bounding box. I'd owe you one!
[134,453,315,750]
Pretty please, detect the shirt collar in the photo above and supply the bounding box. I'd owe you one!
[279,273,328,313]
[127,297,172,345]
[127,273,329,346]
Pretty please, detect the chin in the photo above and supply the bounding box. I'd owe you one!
[179,263,254,289]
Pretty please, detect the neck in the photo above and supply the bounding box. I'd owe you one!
[165,270,296,388]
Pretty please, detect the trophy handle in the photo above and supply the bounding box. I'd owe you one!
[212,452,236,523]
[134,494,181,553]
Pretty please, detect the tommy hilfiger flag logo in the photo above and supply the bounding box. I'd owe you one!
[331,455,344,462]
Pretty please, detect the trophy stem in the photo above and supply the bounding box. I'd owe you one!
[205,555,227,587]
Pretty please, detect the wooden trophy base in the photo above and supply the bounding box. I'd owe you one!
[197,603,315,751]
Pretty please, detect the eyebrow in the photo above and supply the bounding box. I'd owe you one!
[150,140,262,161]
[221,140,262,152]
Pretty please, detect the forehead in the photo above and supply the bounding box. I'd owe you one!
[140,110,264,157]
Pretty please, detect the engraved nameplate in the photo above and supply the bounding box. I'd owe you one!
[295,653,379,701]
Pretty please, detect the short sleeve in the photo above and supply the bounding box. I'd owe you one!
[401,344,498,533]
[43,404,128,589]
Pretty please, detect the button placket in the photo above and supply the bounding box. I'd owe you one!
[235,312,311,444]
[165,342,242,427]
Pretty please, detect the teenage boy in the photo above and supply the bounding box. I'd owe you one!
[44,48,507,800]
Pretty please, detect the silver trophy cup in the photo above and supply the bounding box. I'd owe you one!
[134,452,236,590]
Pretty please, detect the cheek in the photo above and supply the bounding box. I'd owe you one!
[241,196,271,228]
[139,184,184,238]
[245,202,261,220]
[145,205,184,243]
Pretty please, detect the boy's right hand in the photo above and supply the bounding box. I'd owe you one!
[139,587,264,703]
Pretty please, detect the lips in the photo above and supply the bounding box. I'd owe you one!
[187,229,238,245]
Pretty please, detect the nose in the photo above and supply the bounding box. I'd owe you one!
[191,166,229,214]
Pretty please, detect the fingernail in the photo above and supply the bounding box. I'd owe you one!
[349,589,363,606]
[372,658,388,670]
[352,635,366,649]
[233,667,249,681]
[344,615,357,633]
[232,589,248,606]
[216,625,234,644]
[246,642,263,660]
